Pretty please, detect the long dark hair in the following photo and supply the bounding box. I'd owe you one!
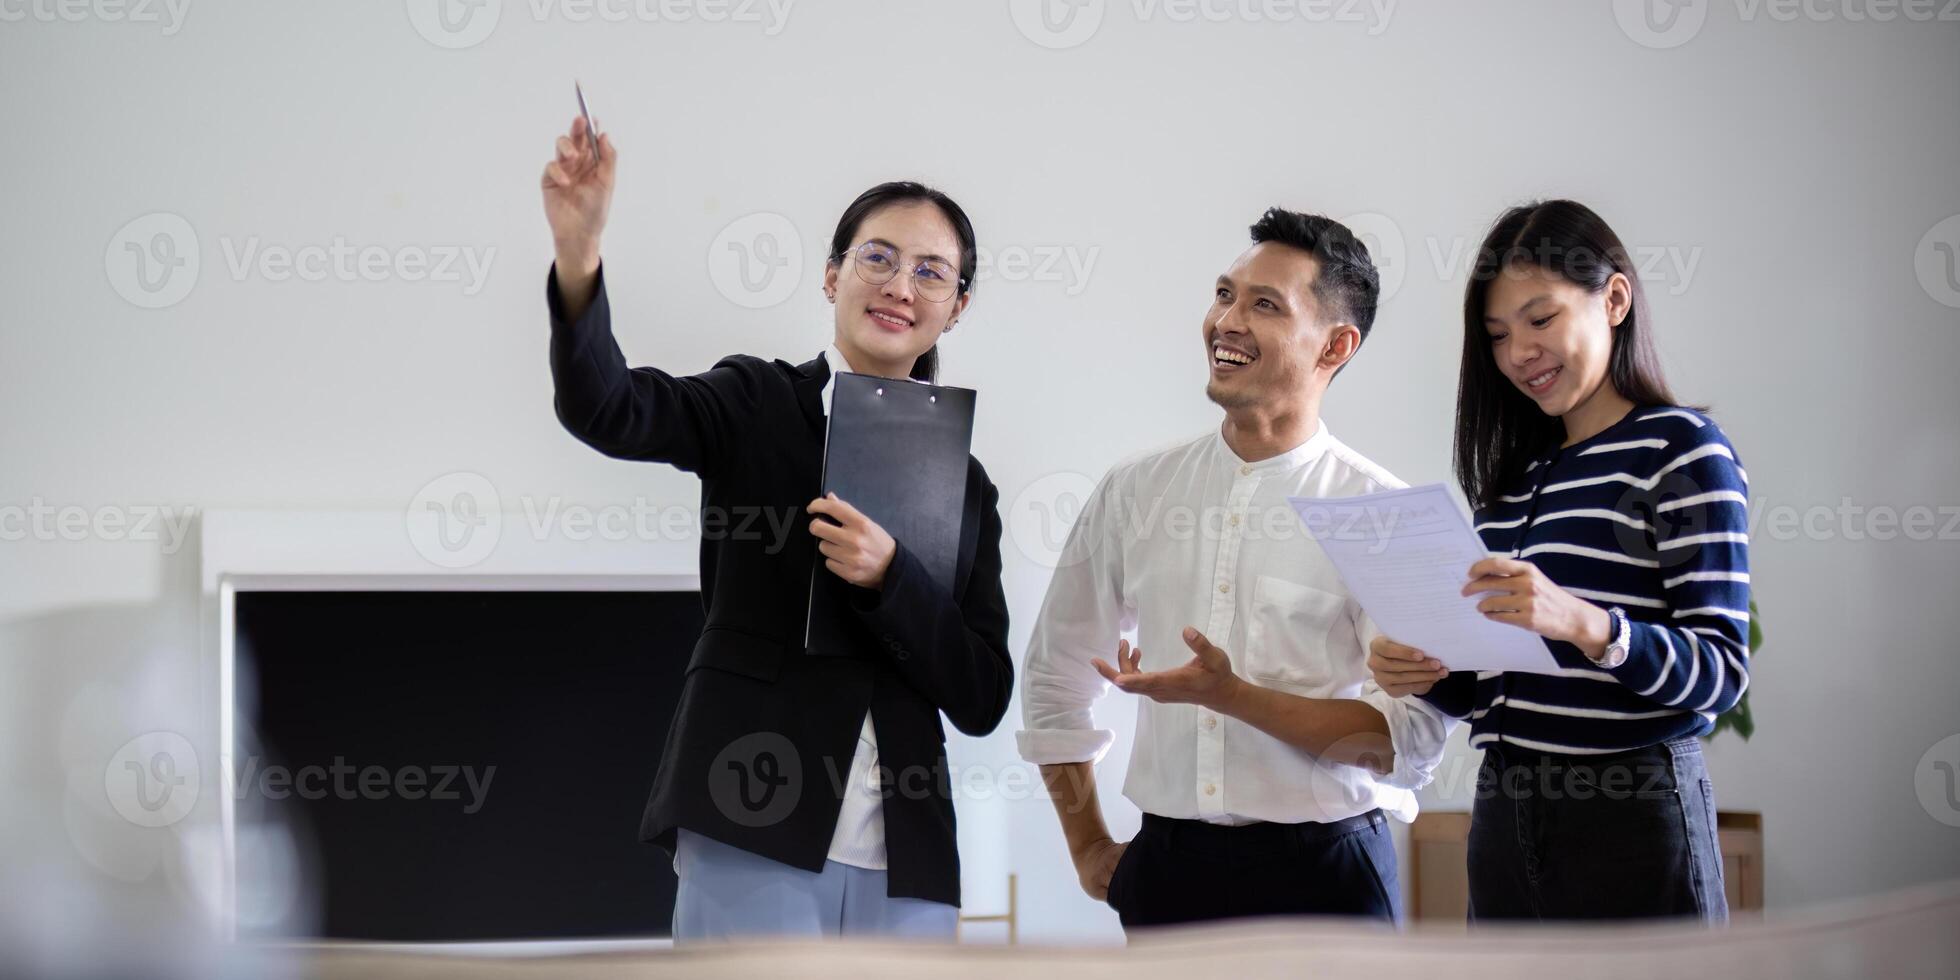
[1454,200,1687,510]
[828,181,977,384]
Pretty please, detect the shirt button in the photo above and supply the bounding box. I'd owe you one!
[1239,465,1252,476]
[1204,715,1217,730]
[1229,514,1240,526]
[1204,783,1217,796]
[1218,583,1230,594]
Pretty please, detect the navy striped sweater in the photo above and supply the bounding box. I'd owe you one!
[1418,407,1752,754]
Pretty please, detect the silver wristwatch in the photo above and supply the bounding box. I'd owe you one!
[1598,606,1632,668]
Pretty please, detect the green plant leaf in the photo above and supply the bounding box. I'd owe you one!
[1706,598,1763,742]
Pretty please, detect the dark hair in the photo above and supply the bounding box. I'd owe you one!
[1454,199,1690,510]
[1247,207,1381,355]
[828,181,977,383]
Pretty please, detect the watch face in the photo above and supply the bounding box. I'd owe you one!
[1608,609,1631,656]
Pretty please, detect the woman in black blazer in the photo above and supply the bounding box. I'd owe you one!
[539,116,1012,942]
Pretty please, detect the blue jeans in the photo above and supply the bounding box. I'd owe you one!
[1467,736,1728,922]
[670,829,957,944]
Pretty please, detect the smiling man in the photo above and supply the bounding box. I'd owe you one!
[1018,208,1455,931]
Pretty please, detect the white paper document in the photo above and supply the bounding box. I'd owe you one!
[1287,483,1561,674]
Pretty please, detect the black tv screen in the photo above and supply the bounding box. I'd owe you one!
[234,589,699,941]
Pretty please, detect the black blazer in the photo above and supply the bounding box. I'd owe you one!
[545,264,1013,907]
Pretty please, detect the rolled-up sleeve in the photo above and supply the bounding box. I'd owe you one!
[1353,612,1457,790]
[1015,471,1131,766]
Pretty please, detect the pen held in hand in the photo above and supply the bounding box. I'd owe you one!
[575,80,598,167]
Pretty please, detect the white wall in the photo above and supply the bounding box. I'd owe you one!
[2,0,1957,950]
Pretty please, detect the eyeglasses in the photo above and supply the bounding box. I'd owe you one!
[835,240,965,303]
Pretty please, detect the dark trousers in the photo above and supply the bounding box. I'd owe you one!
[1467,736,1729,922]
[1105,809,1400,931]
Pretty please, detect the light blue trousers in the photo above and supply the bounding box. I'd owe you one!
[671,828,958,944]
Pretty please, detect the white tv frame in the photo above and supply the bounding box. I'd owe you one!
[201,509,699,951]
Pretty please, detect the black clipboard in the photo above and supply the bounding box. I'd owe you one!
[804,371,976,657]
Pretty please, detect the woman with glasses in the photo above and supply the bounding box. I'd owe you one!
[539,115,1012,943]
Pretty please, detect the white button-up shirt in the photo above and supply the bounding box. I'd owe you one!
[1016,424,1455,824]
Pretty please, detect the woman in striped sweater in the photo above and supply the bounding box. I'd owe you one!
[1369,199,1748,922]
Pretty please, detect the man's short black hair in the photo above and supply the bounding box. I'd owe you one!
[1248,207,1380,345]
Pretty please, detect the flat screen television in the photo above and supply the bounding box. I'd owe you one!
[229,587,700,942]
